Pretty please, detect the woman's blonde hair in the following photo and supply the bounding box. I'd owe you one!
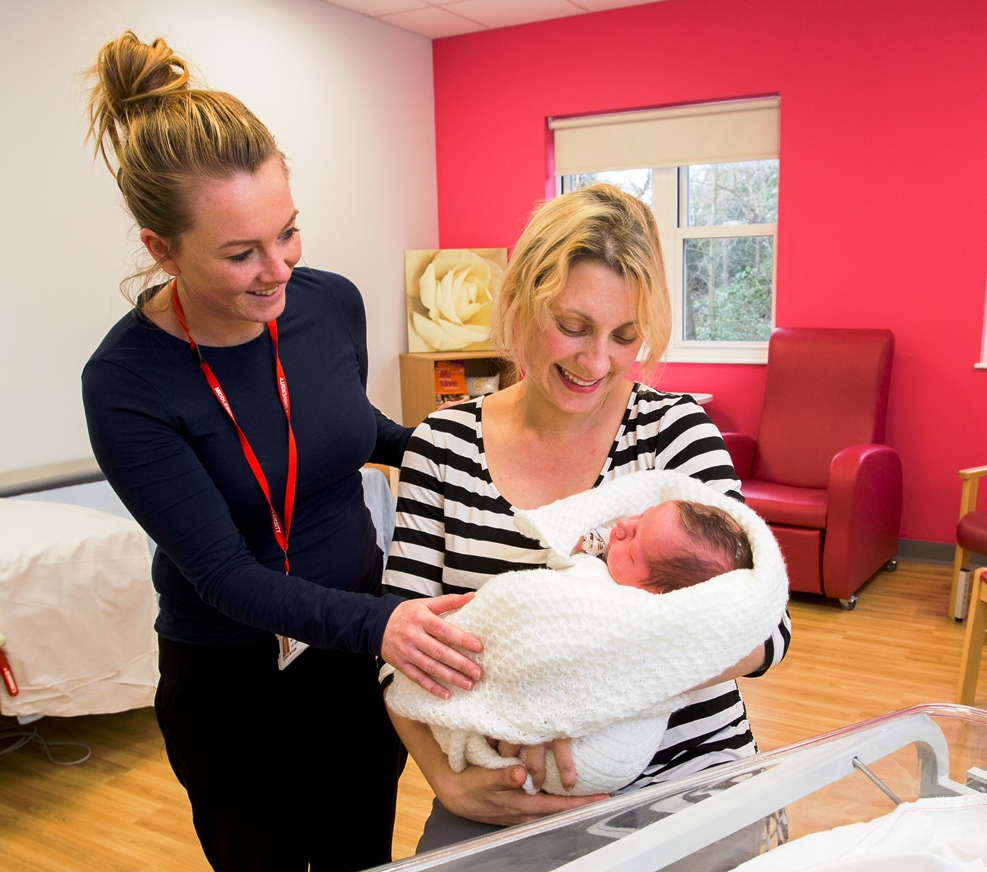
[490,184,671,376]
[86,31,284,292]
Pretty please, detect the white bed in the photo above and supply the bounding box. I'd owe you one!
[0,483,157,718]
[0,467,395,720]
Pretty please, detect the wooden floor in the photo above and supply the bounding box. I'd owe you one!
[1,560,984,870]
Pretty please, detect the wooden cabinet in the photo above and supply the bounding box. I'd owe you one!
[398,351,512,427]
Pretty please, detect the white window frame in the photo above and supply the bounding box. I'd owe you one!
[551,98,780,365]
[977,299,987,369]
[653,167,776,364]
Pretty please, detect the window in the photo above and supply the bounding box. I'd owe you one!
[551,99,780,363]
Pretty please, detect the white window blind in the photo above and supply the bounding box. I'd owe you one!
[550,97,780,176]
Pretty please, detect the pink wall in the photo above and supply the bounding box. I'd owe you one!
[432,0,987,544]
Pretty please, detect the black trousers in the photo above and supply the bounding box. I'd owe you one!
[156,636,405,872]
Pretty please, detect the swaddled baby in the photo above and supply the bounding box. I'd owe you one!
[385,470,788,796]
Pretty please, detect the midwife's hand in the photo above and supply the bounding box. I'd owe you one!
[438,761,605,826]
[382,594,483,699]
[499,738,578,792]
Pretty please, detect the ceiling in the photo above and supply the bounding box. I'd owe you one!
[322,0,662,39]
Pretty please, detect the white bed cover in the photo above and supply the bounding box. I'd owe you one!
[0,497,157,717]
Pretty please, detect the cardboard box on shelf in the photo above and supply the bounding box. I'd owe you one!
[434,360,468,405]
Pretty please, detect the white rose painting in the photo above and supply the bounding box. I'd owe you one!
[405,248,507,353]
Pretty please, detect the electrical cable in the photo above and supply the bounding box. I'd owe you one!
[0,716,92,765]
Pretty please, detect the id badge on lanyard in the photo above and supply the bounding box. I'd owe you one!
[172,281,307,669]
[277,635,310,670]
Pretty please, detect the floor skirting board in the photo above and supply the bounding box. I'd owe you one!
[896,538,983,567]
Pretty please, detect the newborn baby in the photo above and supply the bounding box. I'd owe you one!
[482,500,754,793]
[385,470,788,796]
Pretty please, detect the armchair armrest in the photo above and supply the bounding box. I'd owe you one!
[958,465,987,519]
[823,444,903,601]
[722,433,756,479]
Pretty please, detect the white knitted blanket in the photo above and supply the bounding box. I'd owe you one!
[386,470,789,795]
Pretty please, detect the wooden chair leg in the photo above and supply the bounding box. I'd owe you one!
[950,544,970,620]
[958,567,987,705]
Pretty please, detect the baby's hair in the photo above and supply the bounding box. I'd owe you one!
[642,501,753,593]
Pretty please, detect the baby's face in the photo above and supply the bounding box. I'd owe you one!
[606,502,691,588]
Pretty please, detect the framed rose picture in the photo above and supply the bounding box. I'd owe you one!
[405,248,507,353]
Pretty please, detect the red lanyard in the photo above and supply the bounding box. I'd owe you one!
[171,279,297,573]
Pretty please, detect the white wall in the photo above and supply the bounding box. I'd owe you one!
[0,0,437,475]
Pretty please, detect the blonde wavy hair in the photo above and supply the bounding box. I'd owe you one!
[489,184,672,379]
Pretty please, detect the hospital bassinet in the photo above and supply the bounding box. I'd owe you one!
[372,703,987,872]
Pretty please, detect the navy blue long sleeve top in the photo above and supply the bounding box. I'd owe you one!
[82,268,410,655]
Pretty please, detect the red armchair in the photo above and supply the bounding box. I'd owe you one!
[723,328,902,608]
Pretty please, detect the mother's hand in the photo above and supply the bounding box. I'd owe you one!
[498,738,578,793]
[388,714,606,827]
[437,759,606,826]
[382,594,483,699]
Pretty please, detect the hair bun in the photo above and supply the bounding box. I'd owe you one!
[87,31,191,168]
[100,31,189,109]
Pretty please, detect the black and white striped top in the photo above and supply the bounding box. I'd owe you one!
[384,384,792,790]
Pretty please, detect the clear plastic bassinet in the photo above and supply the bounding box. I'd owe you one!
[372,703,987,872]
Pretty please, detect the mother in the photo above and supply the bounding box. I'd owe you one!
[384,184,792,847]
[82,32,481,872]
